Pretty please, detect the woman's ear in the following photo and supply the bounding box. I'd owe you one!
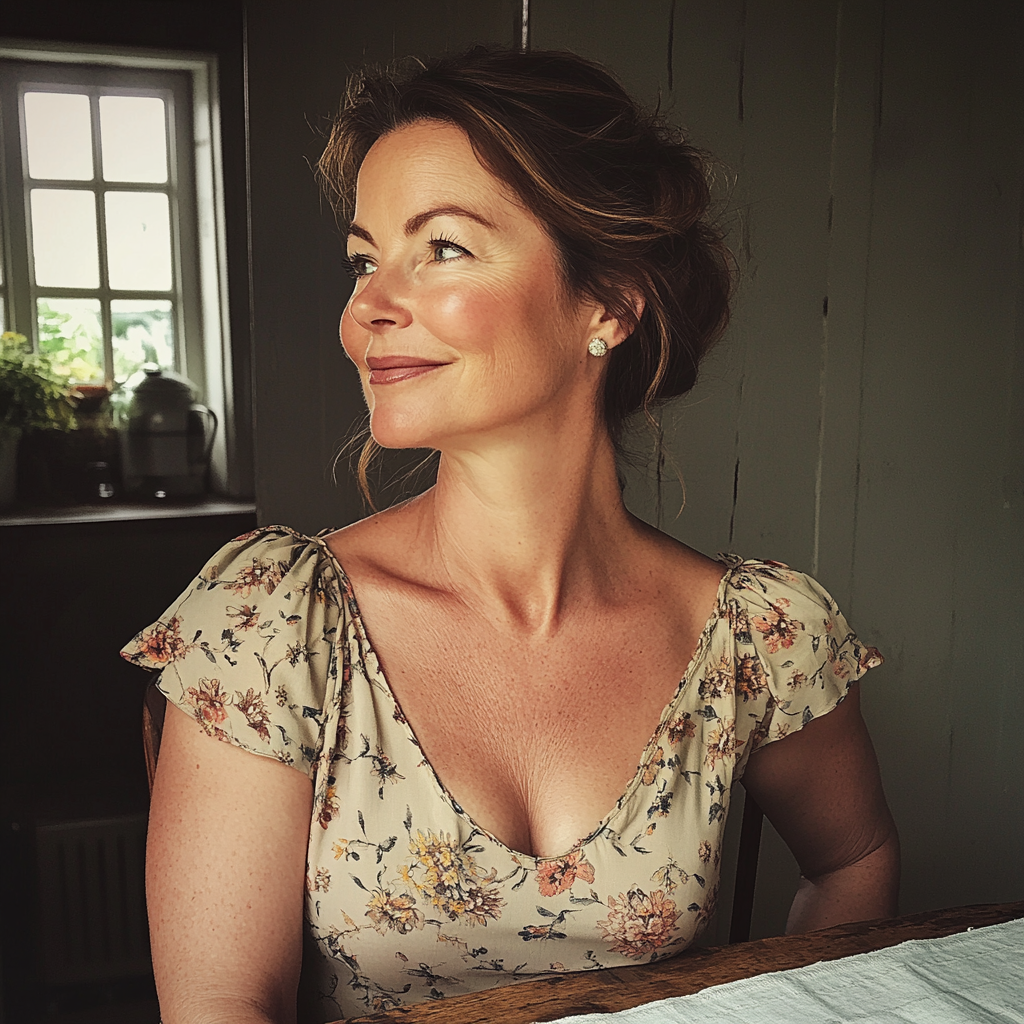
[587,290,646,350]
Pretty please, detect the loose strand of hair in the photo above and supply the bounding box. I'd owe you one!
[357,435,381,513]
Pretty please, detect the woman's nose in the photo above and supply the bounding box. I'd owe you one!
[347,267,413,333]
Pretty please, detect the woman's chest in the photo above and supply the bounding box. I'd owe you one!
[346,594,710,858]
[306,632,731,1019]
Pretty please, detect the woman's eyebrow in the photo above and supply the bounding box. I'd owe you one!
[347,223,375,244]
[405,206,496,234]
[347,206,496,246]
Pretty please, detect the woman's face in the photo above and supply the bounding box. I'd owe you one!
[340,120,608,452]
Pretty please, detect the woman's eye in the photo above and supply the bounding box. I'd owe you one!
[431,240,468,263]
[344,254,376,279]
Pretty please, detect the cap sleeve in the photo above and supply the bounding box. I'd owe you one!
[120,526,343,776]
[723,560,884,777]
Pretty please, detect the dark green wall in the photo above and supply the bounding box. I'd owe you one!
[245,0,1024,937]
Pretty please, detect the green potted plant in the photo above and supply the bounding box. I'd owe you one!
[0,331,77,509]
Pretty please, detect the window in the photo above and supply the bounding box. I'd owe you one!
[0,42,243,496]
[0,58,205,387]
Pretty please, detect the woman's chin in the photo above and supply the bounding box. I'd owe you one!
[368,413,443,451]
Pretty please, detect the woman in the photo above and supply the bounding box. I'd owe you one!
[124,47,899,1024]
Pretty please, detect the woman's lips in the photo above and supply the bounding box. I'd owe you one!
[366,356,446,385]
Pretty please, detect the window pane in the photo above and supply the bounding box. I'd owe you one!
[24,92,93,181]
[37,297,104,382]
[105,192,173,291]
[31,189,100,288]
[99,96,168,183]
[112,299,174,382]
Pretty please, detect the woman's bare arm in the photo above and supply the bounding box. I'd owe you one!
[147,702,314,1024]
[740,683,900,932]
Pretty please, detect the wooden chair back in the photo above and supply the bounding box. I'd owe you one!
[729,791,764,943]
[143,681,165,794]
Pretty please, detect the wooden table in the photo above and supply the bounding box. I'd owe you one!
[344,901,1024,1024]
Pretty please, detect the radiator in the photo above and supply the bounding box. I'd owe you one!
[34,814,152,986]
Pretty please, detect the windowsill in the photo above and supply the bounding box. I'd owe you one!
[0,495,257,526]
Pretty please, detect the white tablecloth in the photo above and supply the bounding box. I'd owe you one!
[544,917,1024,1024]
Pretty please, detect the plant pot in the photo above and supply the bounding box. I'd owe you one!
[0,423,21,509]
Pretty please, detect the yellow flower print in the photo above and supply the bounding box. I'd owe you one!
[736,654,768,701]
[316,782,340,830]
[401,831,504,925]
[704,717,743,769]
[365,888,424,935]
[666,713,696,744]
[697,653,734,701]
[650,859,690,895]
[308,867,331,892]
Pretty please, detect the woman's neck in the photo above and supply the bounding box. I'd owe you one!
[401,424,646,633]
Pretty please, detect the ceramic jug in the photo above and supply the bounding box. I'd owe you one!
[122,366,217,498]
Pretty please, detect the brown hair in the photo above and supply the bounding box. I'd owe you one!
[319,46,733,503]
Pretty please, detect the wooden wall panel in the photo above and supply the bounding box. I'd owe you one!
[650,0,748,558]
[814,0,885,609]
[850,0,1024,912]
[530,0,675,104]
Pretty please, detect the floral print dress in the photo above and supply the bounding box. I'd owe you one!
[121,526,883,1022]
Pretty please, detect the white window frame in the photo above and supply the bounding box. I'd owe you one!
[0,39,238,496]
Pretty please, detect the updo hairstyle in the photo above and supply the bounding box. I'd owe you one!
[319,46,732,483]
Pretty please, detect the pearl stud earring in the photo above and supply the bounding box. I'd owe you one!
[587,338,609,357]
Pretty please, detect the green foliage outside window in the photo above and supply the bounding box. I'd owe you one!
[36,300,105,383]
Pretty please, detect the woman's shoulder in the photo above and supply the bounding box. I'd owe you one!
[706,555,883,768]
[181,522,353,603]
[194,523,349,620]
[717,554,841,616]
[714,553,883,673]
[121,524,347,773]
[201,523,337,576]
[122,524,346,672]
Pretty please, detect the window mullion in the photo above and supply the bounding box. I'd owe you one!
[1,74,34,340]
[90,90,114,386]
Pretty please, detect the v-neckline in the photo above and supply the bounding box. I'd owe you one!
[310,529,739,865]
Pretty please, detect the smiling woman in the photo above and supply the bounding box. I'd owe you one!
[122,46,898,1024]
[320,48,734,496]
[340,120,603,454]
